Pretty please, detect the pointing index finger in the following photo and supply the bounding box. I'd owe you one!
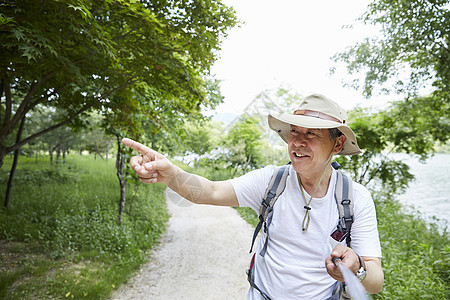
[122,138,154,157]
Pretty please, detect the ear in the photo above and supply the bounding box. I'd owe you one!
[333,135,346,154]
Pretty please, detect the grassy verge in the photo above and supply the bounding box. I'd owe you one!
[373,196,449,299]
[0,155,169,299]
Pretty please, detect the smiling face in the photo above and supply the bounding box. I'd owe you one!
[288,125,345,180]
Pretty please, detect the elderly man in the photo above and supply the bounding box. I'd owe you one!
[122,94,384,299]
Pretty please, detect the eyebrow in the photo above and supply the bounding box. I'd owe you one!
[306,128,322,134]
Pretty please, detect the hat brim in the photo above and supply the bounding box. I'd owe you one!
[268,114,362,155]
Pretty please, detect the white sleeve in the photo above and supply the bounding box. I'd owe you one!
[350,182,382,258]
[230,165,276,212]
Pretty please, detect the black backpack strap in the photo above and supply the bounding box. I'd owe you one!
[249,164,290,254]
[335,170,354,247]
[246,253,272,300]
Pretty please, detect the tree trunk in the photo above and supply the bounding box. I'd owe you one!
[94,142,104,160]
[243,153,252,171]
[0,145,7,169]
[106,139,109,161]
[4,115,26,208]
[128,184,140,216]
[116,136,126,222]
[63,145,67,164]
[49,145,54,166]
[56,144,61,164]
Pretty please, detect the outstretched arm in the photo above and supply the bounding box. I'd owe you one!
[122,138,238,207]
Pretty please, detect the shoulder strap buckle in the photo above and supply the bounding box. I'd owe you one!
[249,164,290,254]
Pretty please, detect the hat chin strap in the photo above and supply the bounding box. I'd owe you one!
[314,138,339,185]
[298,139,338,231]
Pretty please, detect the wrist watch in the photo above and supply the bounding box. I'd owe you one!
[356,254,367,282]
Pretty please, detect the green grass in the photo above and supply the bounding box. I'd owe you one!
[0,155,169,299]
[372,196,449,299]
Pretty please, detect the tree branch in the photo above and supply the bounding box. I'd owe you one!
[5,76,137,153]
[0,72,54,138]
[1,79,12,130]
[6,102,94,153]
[26,81,73,114]
[0,78,3,127]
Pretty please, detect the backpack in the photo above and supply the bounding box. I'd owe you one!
[246,162,354,300]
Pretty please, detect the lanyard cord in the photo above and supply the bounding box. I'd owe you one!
[297,170,326,231]
[297,139,338,231]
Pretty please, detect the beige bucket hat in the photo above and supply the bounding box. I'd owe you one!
[268,94,362,155]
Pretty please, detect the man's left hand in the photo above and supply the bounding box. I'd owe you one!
[325,244,360,282]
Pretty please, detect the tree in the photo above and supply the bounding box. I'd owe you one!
[331,0,450,193]
[222,115,264,175]
[332,0,449,99]
[335,94,449,202]
[240,85,301,164]
[33,109,75,165]
[0,0,238,169]
[331,0,449,148]
[241,84,303,130]
[1,0,237,208]
[175,120,223,161]
[72,112,112,160]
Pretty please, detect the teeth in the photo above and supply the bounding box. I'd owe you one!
[295,153,307,158]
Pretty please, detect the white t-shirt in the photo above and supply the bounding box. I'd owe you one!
[230,164,382,299]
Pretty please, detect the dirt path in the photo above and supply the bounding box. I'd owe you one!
[111,188,254,299]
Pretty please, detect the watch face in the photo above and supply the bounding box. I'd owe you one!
[357,267,367,281]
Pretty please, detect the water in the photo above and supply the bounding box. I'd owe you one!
[394,153,450,228]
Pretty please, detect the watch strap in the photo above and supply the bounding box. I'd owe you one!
[356,254,367,282]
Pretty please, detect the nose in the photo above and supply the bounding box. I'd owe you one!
[289,132,306,147]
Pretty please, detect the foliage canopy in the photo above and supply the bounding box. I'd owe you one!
[332,0,450,180]
[0,0,237,167]
[332,0,449,99]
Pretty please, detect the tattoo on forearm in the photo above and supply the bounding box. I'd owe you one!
[169,173,204,203]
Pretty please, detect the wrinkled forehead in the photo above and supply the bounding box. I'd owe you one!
[290,124,327,132]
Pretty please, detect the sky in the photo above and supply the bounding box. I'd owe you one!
[208,0,392,116]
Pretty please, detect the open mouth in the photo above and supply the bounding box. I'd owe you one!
[293,152,309,158]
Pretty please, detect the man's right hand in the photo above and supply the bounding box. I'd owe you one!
[122,137,238,207]
[122,138,179,185]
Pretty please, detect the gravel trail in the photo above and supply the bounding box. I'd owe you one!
[111,188,254,300]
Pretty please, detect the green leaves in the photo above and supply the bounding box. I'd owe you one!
[1,0,238,168]
[331,0,449,201]
[333,0,450,99]
[336,93,449,195]
[223,115,264,175]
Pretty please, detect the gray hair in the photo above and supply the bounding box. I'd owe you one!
[329,128,343,141]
